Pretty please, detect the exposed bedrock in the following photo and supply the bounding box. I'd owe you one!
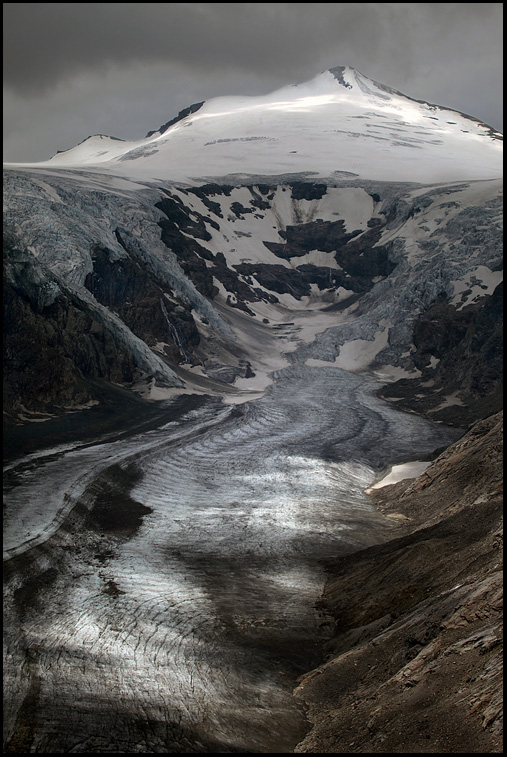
[3,235,140,420]
[3,232,184,422]
[156,182,396,306]
[379,282,503,425]
[84,241,201,364]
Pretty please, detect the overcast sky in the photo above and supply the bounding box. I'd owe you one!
[3,3,503,163]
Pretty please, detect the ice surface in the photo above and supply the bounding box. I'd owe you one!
[4,363,459,751]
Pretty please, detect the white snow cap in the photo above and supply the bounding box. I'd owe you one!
[7,66,503,184]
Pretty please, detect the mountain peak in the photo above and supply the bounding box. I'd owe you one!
[10,66,502,185]
[323,65,415,102]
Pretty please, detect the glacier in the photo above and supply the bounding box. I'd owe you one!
[3,65,502,753]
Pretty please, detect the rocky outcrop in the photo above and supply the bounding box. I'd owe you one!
[144,101,205,139]
[84,241,201,365]
[157,182,397,309]
[155,192,273,308]
[294,411,503,753]
[379,284,503,426]
[3,234,141,421]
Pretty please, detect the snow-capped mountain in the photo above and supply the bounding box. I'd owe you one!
[8,66,502,184]
[3,66,503,426]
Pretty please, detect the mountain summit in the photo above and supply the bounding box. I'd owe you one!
[15,66,502,185]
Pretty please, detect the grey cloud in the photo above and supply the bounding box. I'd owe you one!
[3,3,503,162]
[5,3,464,93]
[3,4,363,93]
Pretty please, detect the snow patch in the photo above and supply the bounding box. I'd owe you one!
[451,265,503,308]
[366,460,431,490]
[428,391,466,413]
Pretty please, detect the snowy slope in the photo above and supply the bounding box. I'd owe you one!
[6,67,502,184]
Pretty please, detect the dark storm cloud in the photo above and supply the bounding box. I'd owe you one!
[3,3,380,93]
[3,3,503,162]
[4,3,500,93]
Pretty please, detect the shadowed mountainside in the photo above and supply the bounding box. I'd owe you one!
[294,410,503,753]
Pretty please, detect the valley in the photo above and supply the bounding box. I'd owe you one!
[3,65,502,753]
[4,330,459,753]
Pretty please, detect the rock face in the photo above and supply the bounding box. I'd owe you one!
[294,411,503,753]
[84,240,201,365]
[379,282,503,425]
[3,233,140,420]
